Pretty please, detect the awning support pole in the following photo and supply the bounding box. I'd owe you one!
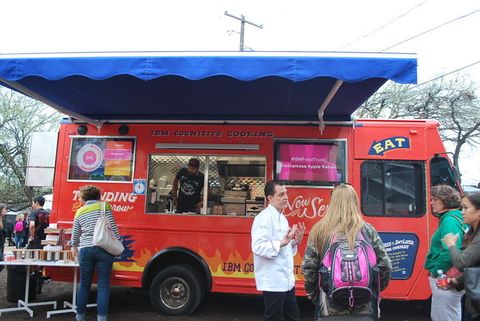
[317,80,343,134]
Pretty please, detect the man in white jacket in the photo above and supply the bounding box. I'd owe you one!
[251,180,306,321]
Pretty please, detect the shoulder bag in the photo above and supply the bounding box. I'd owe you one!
[464,267,480,314]
[93,202,124,256]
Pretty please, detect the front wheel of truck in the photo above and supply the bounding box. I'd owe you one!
[150,264,204,315]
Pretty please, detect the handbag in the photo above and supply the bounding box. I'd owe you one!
[93,202,124,256]
[464,267,480,314]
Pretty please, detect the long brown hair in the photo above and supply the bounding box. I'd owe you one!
[462,192,480,247]
[0,203,6,229]
[308,184,365,252]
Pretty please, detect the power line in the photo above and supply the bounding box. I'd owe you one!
[340,0,428,49]
[381,8,480,51]
[381,58,480,92]
[412,59,480,88]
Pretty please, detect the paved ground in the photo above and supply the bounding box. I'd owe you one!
[0,273,431,321]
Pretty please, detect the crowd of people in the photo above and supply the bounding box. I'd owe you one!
[0,189,121,321]
[1,179,480,321]
[252,180,480,321]
[0,196,50,252]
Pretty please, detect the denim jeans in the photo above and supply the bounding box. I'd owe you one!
[14,234,25,248]
[76,246,114,321]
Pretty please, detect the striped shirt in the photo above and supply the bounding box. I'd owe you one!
[72,201,120,249]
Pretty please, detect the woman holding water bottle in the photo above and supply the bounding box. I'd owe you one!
[442,192,480,321]
[424,185,465,321]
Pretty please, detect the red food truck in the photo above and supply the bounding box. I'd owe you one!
[0,52,460,315]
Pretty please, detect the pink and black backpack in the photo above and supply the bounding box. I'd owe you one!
[319,230,379,309]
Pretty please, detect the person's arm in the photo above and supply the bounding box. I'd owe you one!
[28,212,35,242]
[71,216,81,257]
[366,224,392,291]
[251,215,293,258]
[195,173,205,210]
[447,232,480,270]
[432,217,463,274]
[71,215,81,247]
[301,241,320,301]
[171,176,179,207]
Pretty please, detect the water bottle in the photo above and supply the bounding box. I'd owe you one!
[436,269,448,289]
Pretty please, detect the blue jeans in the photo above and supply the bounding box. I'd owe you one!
[77,246,114,321]
[14,234,25,248]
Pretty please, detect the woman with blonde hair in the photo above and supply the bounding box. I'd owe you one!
[14,213,26,248]
[302,184,391,321]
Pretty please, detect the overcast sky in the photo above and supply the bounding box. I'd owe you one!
[1,0,479,183]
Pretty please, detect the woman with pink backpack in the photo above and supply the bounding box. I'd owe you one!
[14,213,27,248]
[301,184,392,321]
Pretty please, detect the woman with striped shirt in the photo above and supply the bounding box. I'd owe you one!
[71,185,120,321]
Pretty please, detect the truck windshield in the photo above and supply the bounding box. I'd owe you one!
[430,156,457,188]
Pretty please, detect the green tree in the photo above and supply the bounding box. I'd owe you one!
[0,87,61,207]
[356,74,480,177]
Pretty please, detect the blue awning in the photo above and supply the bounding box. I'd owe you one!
[0,51,416,125]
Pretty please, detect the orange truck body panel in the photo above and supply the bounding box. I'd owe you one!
[49,119,447,301]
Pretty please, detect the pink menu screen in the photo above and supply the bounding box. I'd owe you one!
[275,143,341,182]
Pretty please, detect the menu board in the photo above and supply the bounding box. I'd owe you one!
[379,232,419,280]
[68,137,135,182]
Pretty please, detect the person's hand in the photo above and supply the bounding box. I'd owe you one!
[294,222,306,244]
[447,277,459,288]
[436,277,454,290]
[442,233,459,248]
[71,246,78,260]
[281,226,296,247]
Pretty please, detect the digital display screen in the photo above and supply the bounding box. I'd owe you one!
[275,142,345,184]
[68,137,135,182]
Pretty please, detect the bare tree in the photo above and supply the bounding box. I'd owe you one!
[356,74,480,176]
[0,88,61,206]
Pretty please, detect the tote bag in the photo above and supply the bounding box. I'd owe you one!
[464,267,480,314]
[93,202,124,256]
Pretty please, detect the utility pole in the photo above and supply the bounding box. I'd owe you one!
[224,11,263,51]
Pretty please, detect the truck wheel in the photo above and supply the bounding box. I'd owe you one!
[150,264,204,315]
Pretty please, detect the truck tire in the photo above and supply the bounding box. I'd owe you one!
[150,264,204,315]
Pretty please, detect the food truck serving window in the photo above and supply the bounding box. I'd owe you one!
[68,136,135,182]
[146,154,266,216]
[274,140,346,186]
